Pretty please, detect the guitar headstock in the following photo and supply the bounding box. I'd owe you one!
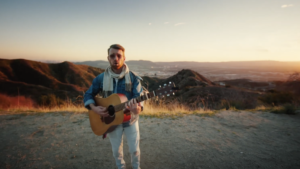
[155,82,179,98]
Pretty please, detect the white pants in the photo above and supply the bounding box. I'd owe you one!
[108,121,140,169]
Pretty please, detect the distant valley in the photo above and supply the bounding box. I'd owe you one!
[74,60,300,81]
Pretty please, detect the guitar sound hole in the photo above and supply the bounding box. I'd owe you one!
[100,105,115,124]
[107,105,115,116]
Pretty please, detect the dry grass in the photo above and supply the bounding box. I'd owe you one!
[0,94,213,117]
[0,105,87,115]
[1,101,213,118]
[142,100,215,118]
[1,93,298,117]
[246,105,300,115]
[0,93,35,109]
[0,93,87,115]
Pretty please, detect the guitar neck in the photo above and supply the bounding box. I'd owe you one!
[113,91,156,112]
[113,83,178,112]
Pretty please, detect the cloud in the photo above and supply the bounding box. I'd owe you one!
[149,23,152,26]
[174,22,185,26]
[164,22,169,24]
[281,4,294,8]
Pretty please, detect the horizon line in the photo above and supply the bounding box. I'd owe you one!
[1,58,300,63]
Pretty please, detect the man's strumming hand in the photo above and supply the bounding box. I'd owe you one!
[90,104,109,117]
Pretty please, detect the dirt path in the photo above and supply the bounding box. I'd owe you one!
[1,111,300,169]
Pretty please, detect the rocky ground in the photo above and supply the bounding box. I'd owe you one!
[1,111,300,169]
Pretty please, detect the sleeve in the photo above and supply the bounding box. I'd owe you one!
[83,76,102,110]
[131,73,144,110]
[131,74,143,98]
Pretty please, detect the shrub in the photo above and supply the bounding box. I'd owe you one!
[225,84,231,88]
[258,91,295,106]
[267,89,277,93]
[0,93,86,112]
[271,104,297,115]
[219,99,230,110]
[217,98,256,110]
[38,94,64,107]
[0,94,35,109]
[283,104,297,115]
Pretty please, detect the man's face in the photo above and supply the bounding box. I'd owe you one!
[107,48,125,70]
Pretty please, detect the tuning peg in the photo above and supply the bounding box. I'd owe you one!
[173,92,175,95]
[159,85,161,88]
[167,94,170,97]
[164,84,166,87]
[169,82,172,84]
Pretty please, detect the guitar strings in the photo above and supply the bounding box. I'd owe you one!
[113,93,149,112]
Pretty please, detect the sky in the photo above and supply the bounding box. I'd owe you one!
[0,0,299,62]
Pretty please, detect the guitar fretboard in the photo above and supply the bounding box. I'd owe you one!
[113,91,156,112]
[112,83,177,112]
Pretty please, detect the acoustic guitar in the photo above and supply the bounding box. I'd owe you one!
[88,82,178,136]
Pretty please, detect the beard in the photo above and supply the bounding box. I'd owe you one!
[111,62,123,70]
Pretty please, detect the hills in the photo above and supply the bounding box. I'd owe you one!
[0,58,298,109]
[0,59,103,102]
[142,69,260,109]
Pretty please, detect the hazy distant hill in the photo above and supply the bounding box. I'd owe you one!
[74,60,158,69]
[73,60,108,69]
[214,79,271,89]
[74,60,300,81]
[74,60,300,72]
[155,61,300,71]
[0,59,103,101]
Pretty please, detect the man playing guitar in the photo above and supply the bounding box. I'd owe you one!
[84,44,143,169]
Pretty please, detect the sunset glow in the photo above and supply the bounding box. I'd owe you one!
[0,0,299,62]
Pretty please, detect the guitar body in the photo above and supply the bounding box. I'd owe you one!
[88,93,129,136]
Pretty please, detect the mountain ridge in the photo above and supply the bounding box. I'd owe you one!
[0,58,298,109]
[0,58,104,102]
